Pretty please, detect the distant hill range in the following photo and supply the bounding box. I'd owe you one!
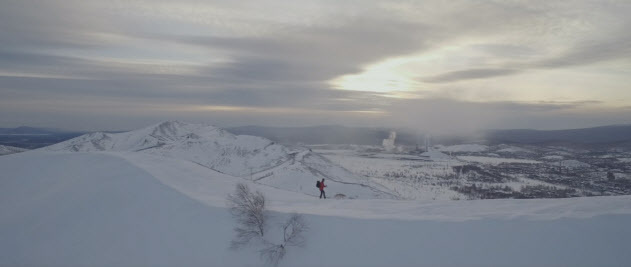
[0,127,85,149]
[485,125,631,145]
[2,124,630,149]
[229,124,631,146]
[0,126,61,135]
[228,125,421,146]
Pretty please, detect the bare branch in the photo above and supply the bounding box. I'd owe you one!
[227,184,309,267]
[259,243,285,267]
[282,213,308,247]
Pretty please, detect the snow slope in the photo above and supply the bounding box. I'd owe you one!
[44,121,391,199]
[0,145,27,156]
[2,151,631,267]
[0,152,249,266]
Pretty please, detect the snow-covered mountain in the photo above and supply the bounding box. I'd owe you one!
[44,121,393,199]
[0,145,27,156]
[3,122,631,266]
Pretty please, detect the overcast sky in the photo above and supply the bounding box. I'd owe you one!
[1,0,630,132]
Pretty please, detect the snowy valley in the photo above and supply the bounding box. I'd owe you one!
[312,142,631,201]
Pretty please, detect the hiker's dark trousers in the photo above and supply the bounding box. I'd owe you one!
[319,190,326,199]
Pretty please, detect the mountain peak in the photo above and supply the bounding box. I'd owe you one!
[152,120,197,132]
[41,121,387,198]
[43,121,252,155]
[151,120,190,139]
[140,121,231,141]
[154,120,188,128]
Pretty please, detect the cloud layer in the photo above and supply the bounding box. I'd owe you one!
[1,0,630,131]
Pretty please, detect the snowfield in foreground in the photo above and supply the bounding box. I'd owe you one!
[2,151,631,267]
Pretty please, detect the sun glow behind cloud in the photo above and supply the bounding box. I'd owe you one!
[330,56,421,94]
[329,43,505,97]
[330,38,631,108]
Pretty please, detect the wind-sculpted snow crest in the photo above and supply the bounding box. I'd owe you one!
[43,121,392,199]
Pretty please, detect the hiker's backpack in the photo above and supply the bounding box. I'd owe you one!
[316,180,321,188]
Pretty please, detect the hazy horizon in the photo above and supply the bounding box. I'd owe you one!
[2,1,630,132]
[3,120,631,134]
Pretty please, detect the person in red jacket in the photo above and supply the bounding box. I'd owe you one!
[319,178,327,199]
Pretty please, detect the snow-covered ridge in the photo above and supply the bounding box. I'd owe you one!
[43,121,392,199]
[45,121,234,152]
[44,121,290,175]
[0,145,28,156]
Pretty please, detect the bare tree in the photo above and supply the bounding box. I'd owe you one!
[260,214,309,266]
[227,183,267,249]
[282,213,308,247]
[227,184,308,267]
[259,242,286,267]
